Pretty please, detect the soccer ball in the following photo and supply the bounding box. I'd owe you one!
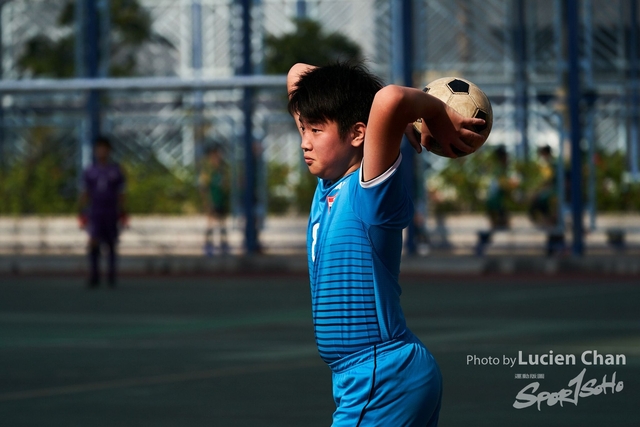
[413,77,493,158]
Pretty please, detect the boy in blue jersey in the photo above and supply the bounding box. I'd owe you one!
[287,62,486,427]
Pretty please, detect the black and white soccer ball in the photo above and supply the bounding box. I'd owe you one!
[413,77,493,158]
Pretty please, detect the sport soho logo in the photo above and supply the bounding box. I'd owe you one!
[467,350,626,411]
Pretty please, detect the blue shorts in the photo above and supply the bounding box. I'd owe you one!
[328,332,442,427]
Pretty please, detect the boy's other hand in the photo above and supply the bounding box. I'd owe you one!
[78,213,88,229]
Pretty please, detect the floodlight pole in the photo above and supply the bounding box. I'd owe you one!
[240,0,259,254]
[566,0,585,256]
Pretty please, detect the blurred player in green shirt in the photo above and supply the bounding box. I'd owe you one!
[199,145,230,256]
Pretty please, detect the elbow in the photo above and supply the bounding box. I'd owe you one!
[375,85,406,104]
[373,85,416,119]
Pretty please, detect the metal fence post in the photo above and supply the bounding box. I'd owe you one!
[630,0,639,181]
[514,0,529,160]
[392,0,416,254]
[296,0,306,18]
[86,0,100,148]
[566,0,584,256]
[240,0,258,254]
[192,0,204,168]
[0,1,4,169]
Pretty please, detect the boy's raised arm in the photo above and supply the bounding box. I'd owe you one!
[287,63,315,99]
[363,85,486,182]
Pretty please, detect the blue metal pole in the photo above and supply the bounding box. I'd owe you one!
[192,1,203,72]
[555,113,565,233]
[566,0,584,255]
[0,2,4,169]
[75,0,86,78]
[581,0,596,230]
[240,0,258,253]
[392,0,416,254]
[85,0,100,152]
[630,0,639,180]
[98,0,110,78]
[192,0,204,165]
[296,0,306,18]
[514,0,529,160]
[75,0,91,173]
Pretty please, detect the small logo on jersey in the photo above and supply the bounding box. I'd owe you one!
[327,195,337,211]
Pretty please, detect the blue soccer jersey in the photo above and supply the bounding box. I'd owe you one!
[307,154,413,364]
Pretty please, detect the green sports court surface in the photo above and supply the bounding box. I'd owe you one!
[0,272,638,426]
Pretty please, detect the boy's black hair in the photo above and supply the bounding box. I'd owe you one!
[494,144,508,160]
[204,138,226,155]
[538,145,552,156]
[288,62,384,138]
[95,135,111,148]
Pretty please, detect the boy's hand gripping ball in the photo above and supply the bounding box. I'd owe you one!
[413,77,493,158]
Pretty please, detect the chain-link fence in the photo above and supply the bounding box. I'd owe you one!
[1,0,639,254]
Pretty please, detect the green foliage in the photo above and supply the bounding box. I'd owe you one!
[594,150,640,211]
[266,162,293,214]
[264,160,317,215]
[0,129,77,215]
[428,148,495,213]
[0,133,201,215]
[0,157,75,214]
[428,148,640,214]
[18,35,76,78]
[264,18,363,74]
[122,162,200,214]
[4,146,638,216]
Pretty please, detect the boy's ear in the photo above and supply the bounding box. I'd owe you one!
[350,122,366,148]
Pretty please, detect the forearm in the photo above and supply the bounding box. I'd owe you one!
[363,85,446,180]
[372,85,446,131]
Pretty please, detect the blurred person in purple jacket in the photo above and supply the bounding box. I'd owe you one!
[79,136,127,288]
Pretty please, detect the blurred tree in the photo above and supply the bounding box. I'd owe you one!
[0,128,77,214]
[123,162,200,214]
[266,161,293,215]
[426,148,640,215]
[17,0,173,77]
[264,18,362,74]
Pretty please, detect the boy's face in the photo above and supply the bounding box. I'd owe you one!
[297,116,362,182]
[207,151,221,166]
[95,144,111,163]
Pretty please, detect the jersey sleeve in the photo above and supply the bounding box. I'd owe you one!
[351,154,413,228]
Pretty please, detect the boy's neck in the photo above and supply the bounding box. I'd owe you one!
[326,163,360,185]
